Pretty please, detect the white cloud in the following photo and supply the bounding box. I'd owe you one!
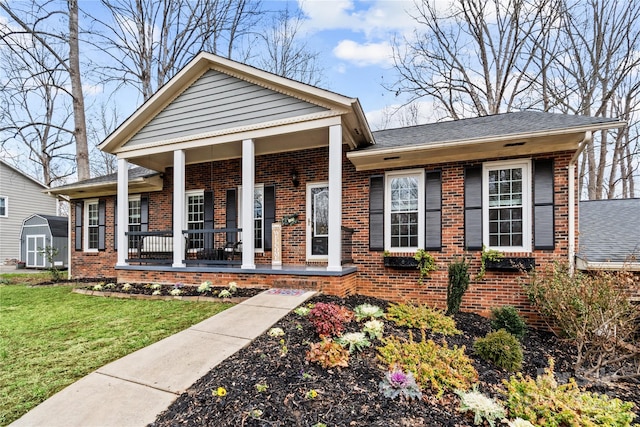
[298,0,418,37]
[333,39,393,67]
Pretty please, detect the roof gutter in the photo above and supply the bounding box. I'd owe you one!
[568,130,592,274]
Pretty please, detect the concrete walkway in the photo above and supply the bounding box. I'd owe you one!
[10,288,316,427]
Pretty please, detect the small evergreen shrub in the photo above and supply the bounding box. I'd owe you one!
[501,359,637,426]
[491,305,527,340]
[474,329,523,372]
[447,258,470,314]
[308,302,353,337]
[386,303,461,335]
[377,331,478,398]
[306,338,350,368]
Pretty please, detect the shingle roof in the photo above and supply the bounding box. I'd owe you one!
[368,111,621,149]
[578,199,640,264]
[51,167,160,190]
[38,215,68,237]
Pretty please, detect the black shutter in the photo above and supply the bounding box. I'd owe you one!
[425,170,442,251]
[533,159,555,249]
[264,185,276,250]
[464,166,483,250]
[114,200,117,250]
[75,202,83,251]
[204,190,214,250]
[369,175,384,251]
[98,199,106,251]
[226,189,237,243]
[140,195,149,232]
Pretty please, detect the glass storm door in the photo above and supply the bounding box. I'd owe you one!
[26,235,46,268]
[307,183,329,259]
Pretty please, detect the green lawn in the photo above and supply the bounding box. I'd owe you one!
[0,277,233,425]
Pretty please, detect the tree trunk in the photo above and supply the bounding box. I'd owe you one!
[68,0,90,180]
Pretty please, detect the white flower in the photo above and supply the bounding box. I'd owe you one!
[219,289,232,298]
[354,303,385,321]
[363,319,385,339]
[170,288,182,296]
[336,332,371,353]
[151,283,161,290]
[122,283,132,291]
[152,290,162,296]
[267,327,285,337]
[228,282,237,292]
[456,388,506,427]
[294,306,311,316]
[197,281,212,293]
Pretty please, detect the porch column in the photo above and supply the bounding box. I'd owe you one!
[173,150,186,268]
[241,138,256,269]
[116,158,128,266]
[327,124,342,271]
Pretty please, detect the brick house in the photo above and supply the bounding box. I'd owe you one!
[50,52,624,323]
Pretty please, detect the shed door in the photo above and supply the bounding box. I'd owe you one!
[26,235,46,268]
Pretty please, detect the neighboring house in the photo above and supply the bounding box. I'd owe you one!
[49,52,625,325]
[577,199,640,271]
[0,159,58,264]
[20,214,69,268]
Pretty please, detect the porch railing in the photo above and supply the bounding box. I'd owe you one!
[182,228,242,266]
[341,226,355,265]
[126,226,355,266]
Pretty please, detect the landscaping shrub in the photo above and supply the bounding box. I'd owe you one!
[456,386,506,427]
[447,257,470,314]
[491,305,527,340]
[474,329,523,372]
[377,331,478,398]
[524,263,640,382]
[386,303,461,335]
[306,338,349,368]
[501,359,637,426]
[307,302,353,337]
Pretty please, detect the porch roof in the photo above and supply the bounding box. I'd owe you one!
[99,52,374,171]
[48,167,162,199]
[348,111,626,171]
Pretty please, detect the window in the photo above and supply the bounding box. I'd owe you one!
[238,185,264,252]
[186,191,204,249]
[128,197,141,249]
[0,196,6,217]
[483,160,531,252]
[84,200,99,251]
[385,170,424,251]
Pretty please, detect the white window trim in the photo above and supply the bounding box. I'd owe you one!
[238,184,265,254]
[384,169,425,252]
[184,190,204,229]
[0,196,7,217]
[127,195,141,250]
[84,199,99,252]
[482,159,532,253]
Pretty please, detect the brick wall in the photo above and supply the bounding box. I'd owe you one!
[69,147,576,326]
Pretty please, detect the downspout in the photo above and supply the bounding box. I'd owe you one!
[568,131,592,274]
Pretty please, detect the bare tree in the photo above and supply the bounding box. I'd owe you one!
[88,103,120,177]
[255,5,324,85]
[89,0,262,101]
[391,0,561,119]
[550,0,640,199]
[0,0,91,181]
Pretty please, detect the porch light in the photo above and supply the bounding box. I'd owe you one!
[291,169,299,187]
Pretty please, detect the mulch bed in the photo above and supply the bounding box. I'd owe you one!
[150,294,640,426]
[75,282,265,299]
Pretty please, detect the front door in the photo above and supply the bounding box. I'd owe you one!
[306,183,329,260]
[26,235,46,268]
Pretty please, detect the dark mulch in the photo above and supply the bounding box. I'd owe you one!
[150,294,640,426]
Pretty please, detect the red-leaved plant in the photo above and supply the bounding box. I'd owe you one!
[307,302,353,337]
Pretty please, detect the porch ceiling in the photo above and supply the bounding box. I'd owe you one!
[125,126,332,171]
[347,130,586,171]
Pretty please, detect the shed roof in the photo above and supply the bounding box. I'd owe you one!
[23,214,68,238]
[577,199,640,269]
